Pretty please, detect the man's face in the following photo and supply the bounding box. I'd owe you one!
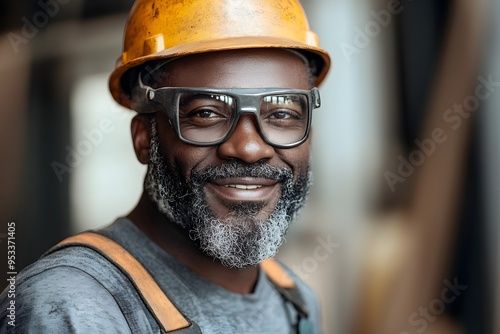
[144,49,313,268]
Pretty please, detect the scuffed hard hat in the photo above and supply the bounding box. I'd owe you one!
[109,0,331,109]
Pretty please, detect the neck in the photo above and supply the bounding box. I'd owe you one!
[127,192,259,294]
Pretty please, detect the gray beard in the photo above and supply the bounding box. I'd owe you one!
[145,118,312,268]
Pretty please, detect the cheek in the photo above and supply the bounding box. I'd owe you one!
[277,139,312,180]
[156,114,215,179]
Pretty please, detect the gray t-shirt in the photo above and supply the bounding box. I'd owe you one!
[0,218,320,333]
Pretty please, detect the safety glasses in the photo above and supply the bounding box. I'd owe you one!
[133,78,321,148]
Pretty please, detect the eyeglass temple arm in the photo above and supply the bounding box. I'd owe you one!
[311,87,321,109]
[130,73,162,114]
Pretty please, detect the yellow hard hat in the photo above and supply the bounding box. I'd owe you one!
[109,0,331,109]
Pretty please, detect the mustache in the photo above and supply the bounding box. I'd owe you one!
[191,161,293,184]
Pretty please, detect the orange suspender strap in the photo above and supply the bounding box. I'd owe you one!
[261,259,309,319]
[47,232,199,334]
[47,232,307,333]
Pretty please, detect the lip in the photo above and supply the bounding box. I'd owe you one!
[205,177,280,202]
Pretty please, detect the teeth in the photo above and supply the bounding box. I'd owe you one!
[224,184,262,190]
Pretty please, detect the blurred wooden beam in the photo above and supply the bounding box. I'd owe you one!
[351,0,489,332]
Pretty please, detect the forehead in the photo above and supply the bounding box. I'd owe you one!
[156,49,310,89]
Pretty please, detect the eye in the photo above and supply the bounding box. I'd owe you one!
[179,93,234,120]
[261,107,306,131]
[180,104,232,129]
[188,108,224,119]
[268,110,300,120]
[181,107,228,128]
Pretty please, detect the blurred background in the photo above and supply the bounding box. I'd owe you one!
[0,0,498,333]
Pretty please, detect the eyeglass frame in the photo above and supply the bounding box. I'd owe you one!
[132,75,322,149]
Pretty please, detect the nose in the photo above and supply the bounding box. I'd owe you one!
[217,115,275,163]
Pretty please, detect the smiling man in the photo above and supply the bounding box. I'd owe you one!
[135,49,316,271]
[0,0,330,333]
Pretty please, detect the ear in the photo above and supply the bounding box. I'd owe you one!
[131,114,151,165]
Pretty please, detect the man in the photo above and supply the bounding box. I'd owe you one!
[0,0,330,333]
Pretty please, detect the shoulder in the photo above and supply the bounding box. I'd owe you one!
[276,260,319,302]
[276,260,322,332]
[0,247,155,334]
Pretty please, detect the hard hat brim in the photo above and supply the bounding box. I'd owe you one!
[109,36,331,110]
